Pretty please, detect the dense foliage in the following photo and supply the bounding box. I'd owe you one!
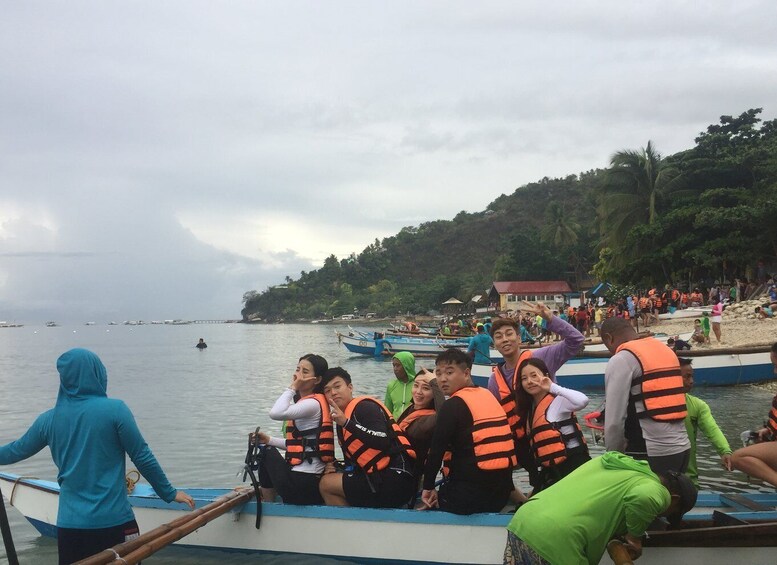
[242,109,777,321]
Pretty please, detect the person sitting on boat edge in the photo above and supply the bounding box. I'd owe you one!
[601,316,691,475]
[0,348,195,565]
[679,357,732,488]
[730,342,777,488]
[385,351,416,421]
[467,323,493,365]
[319,367,417,508]
[487,301,584,487]
[503,452,698,565]
[421,349,517,515]
[253,353,333,505]
[397,368,446,480]
[516,358,590,492]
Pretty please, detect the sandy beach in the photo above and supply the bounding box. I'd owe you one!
[643,299,777,349]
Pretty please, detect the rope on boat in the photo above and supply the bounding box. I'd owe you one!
[125,470,140,494]
[9,476,38,507]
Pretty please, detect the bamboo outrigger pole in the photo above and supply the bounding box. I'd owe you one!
[0,484,19,565]
[75,487,254,565]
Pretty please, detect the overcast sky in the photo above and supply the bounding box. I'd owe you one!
[1,2,776,323]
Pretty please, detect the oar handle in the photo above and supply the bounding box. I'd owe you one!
[606,540,634,565]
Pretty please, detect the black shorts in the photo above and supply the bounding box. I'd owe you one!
[258,446,324,505]
[342,467,416,508]
[438,477,513,515]
[58,519,139,565]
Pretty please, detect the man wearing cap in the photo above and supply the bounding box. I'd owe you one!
[466,323,493,365]
[503,452,697,565]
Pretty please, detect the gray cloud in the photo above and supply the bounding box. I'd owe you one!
[1,1,776,322]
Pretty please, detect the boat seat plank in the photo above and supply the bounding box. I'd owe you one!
[712,510,749,526]
[720,494,772,512]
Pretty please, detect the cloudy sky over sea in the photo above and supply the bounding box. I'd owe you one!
[2,1,776,322]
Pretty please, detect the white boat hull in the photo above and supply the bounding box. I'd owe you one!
[2,474,775,564]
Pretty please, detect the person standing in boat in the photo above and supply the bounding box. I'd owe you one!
[397,369,446,479]
[385,352,416,420]
[600,317,691,474]
[467,323,493,364]
[487,301,584,486]
[319,367,417,508]
[730,342,777,487]
[422,349,517,514]
[515,358,590,491]
[0,348,194,565]
[253,353,333,505]
[678,358,732,487]
[503,452,697,565]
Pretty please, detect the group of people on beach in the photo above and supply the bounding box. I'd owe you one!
[2,302,777,564]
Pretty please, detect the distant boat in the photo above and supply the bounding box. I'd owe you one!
[108,321,118,325]
[45,321,58,327]
[84,321,96,326]
[0,321,23,328]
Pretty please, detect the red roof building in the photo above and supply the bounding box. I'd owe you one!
[488,281,573,312]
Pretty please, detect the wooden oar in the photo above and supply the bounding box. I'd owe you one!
[0,484,19,565]
[606,539,634,565]
[75,487,254,565]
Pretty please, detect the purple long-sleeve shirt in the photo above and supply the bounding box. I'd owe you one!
[487,316,584,398]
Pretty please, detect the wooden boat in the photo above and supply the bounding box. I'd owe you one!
[472,345,776,389]
[337,330,479,358]
[1,472,775,564]
[658,306,712,320]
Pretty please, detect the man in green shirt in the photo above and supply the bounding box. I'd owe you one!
[680,358,733,487]
[504,452,697,565]
[384,351,416,420]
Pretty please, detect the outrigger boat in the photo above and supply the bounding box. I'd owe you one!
[1,472,775,564]
[472,345,775,388]
[337,329,479,358]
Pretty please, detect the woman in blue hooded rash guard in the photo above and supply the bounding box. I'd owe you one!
[0,348,194,564]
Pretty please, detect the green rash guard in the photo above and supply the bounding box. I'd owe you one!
[507,452,670,565]
[684,393,732,487]
[385,352,416,420]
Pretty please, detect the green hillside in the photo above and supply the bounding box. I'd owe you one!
[242,109,777,322]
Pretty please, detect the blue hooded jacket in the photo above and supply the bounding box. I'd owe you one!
[0,348,177,528]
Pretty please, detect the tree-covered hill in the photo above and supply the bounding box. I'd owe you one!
[242,109,777,322]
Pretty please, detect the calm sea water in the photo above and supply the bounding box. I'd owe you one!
[1,323,775,564]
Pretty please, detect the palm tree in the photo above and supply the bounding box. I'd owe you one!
[541,202,580,248]
[598,140,682,248]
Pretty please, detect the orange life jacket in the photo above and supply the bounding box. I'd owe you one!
[284,394,335,466]
[397,407,435,432]
[442,386,517,476]
[617,340,687,421]
[767,395,777,439]
[528,393,587,468]
[492,350,533,440]
[681,293,689,304]
[339,397,416,473]
[654,297,663,308]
